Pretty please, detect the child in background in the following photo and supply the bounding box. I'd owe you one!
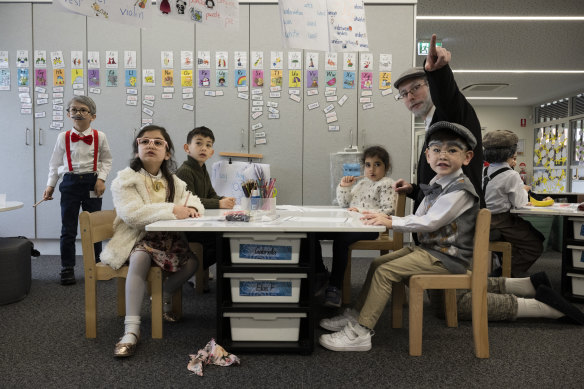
[100,125,203,358]
[482,130,544,276]
[43,96,112,285]
[313,146,396,307]
[176,126,235,291]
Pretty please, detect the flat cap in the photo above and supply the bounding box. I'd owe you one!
[482,130,518,149]
[426,121,477,150]
[394,67,426,90]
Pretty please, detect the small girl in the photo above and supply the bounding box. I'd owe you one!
[100,125,204,358]
[314,145,396,307]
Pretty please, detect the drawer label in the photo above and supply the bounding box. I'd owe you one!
[240,244,292,260]
[581,252,584,263]
[239,281,292,296]
[580,224,584,236]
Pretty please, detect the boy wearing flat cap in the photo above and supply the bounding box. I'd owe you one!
[483,130,544,276]
[319,121,480,352]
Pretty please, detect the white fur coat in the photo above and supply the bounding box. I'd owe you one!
[100,167,204,270]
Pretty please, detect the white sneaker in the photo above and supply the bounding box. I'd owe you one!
[319,322,372,352]
[319,308,358,332]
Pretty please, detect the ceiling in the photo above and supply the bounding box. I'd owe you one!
[414,0,584,107]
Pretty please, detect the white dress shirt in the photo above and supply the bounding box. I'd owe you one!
[46,127,113,187]
[483,162,528,214]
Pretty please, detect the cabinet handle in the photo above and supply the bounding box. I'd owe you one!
[38,128,43,146]
[361,128,366,149]
[241,128,246,150]
[26,128,31,146]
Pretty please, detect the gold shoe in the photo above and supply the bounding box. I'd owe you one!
[113,332,139,358]
[163,311,180,323]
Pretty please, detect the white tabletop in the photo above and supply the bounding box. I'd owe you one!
[146,206,386,233]
[511,203,584,217]
[0,201,24,213]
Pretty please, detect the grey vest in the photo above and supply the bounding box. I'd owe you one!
[418,174,479,274]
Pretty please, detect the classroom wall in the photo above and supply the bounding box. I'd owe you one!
[474,105,534,180]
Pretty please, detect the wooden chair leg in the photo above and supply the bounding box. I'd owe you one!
[116,278,126,316]
[150,269,163,339]
[85,275,98,338]
[342,251,352,305]
[190,243,206,295]
[444,289,458,327]
[391,281,405,328]
[501,243,512,278]
[472,287,490,358]
[409,279,425,356]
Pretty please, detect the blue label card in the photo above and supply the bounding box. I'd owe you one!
[580,224,584,237]
[240,244,292,260]
[343,163,361,177]
[580,251,584,263]
[239,281,292,296]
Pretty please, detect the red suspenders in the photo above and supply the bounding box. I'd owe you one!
[65,129,99,172]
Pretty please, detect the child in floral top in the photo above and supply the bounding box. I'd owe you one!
[314,146,396,307]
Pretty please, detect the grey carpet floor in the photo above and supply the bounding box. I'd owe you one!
[1,250,583,388]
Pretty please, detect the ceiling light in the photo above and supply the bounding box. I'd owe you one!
[466,97,518,100]
[417,16,584,21]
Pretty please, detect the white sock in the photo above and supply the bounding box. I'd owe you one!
[516,298,564,319]
[505,277,536,297]
[345,308,359,319]
[353,323,371,336]
[121,315,141,344]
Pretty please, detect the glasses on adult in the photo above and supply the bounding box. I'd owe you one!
[136,137,168,149]
[394,82,427,101]
[67,107,91,115]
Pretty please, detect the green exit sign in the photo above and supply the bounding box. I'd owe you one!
[418,41,442,55]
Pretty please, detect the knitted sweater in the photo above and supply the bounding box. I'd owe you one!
[176,156,222,209]
[100,167,204,270]
[336,176,396,214]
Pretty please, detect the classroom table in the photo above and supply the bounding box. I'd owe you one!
[512,203,584,301]
[146,206,385,354]
[0,201,24,213]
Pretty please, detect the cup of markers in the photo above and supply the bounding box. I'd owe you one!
[240,178,277,220]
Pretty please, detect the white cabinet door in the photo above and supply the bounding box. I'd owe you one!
[86,17,142,210]
[194,5,251,175]
[249,4,303,205]
[140,16,195,156]
[0,3,35,237]
[33,4,87,238]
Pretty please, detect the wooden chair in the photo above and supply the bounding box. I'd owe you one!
[342,192,407,305]
[489,241,512,278]
[393,208,491,358]
[80,210,181,339]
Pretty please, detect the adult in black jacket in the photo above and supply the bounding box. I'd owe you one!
[393,34,485,210]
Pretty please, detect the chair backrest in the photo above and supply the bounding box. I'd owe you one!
[470,208,491,287]
[379,192,407,242]
[79,210,116,265]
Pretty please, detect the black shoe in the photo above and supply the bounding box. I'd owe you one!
[489,267,502,277]
[530,271,552,290]
[535,285,584,325]
[60,268,76,285]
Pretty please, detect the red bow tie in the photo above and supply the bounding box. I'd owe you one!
[71,132,93,145]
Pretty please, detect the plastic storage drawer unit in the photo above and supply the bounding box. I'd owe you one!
[224,272,306,303]
[224,233,306,264]
[224,312,307,341]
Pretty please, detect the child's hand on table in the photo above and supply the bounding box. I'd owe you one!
[361,212,392,228]
[173,205,200,219]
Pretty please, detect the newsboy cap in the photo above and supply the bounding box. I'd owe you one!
[394,67,426,90]
[426,121,477,150]
[482,130,519,149]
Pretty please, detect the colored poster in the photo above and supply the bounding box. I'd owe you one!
[71,69,84,86]
[18,69,29,86]
[343,71,355,89]
[217,70,228,87]
[50,51,65,69]
[360,72,372,89]
[105,51,118,68]
[181,70,193,87]
[34,50,47,68]
[360,53,373,70]
[288,51,302,70]
[142,69,155,86]
[216,51,228,69]
[155,0,239,31]
[289,70,301,88]
[198,70,210,87]
[235,69,247,87]
[35,69,47,86]
[251,51,263,69]
[325,52,338,70]
[0,69,9,91]
[197,51,210,69]
[181,51,193,69]
[71,51,83,69]
[234,51,247,70]
[306,70,318,88]
[325,71,337,87]
[379,72,391,90]
[0,51,8,68]
[125,51,136,69]
[379,54,392,71]
[53,69,65,86]
[306,52,318,69]
[162,69,174,87]
[88,69,100,87]
[87,51,100,69]
[343,53,356,71]
[161,51,173,69]
[270,70,282,87]
[16,50,29,68]
[106,69,118,87]
[125,69,137,87]
[270,51,283,70]
[252,70,264,87]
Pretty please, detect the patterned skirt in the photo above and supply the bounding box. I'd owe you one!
[131,231,194,273]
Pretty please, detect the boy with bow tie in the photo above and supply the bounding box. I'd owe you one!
[43,96,112,285]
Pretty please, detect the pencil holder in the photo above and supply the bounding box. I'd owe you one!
[240,197,276,220]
